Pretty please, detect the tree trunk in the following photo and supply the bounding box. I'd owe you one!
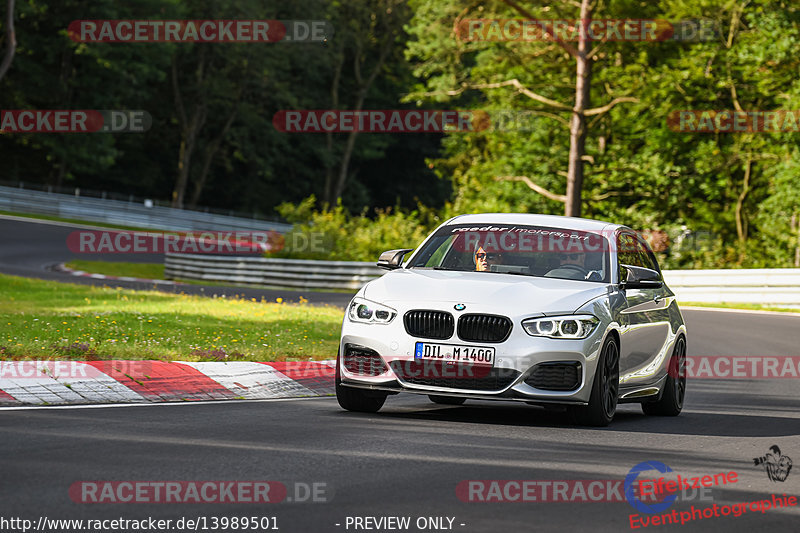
[54,154,67,187]
[327,6,395,206]
[173,139,191,209]
[188,106,238,209]
[332,106,362,202]
[171,52,207,209]
[323,51,345,207]
[0,0,15,83]
[565,0,593,217]
[172,106,206,208]
[187,144,215,209]
[735,157,752,243]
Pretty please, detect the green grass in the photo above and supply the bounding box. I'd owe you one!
[66,260,165,280]
[0,273,343,361]
[679,302,800,313]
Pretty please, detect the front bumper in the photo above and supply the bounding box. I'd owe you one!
[339,313,609,405]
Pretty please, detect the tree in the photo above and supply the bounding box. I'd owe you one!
[320,0,410,207]
[406,0,641,217]
[0,0,15,82]
[0,0,171,186]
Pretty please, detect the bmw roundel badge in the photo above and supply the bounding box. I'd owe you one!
[454,303,466,311]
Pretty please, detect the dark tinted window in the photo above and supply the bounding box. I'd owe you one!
[408,224,610,282]
[617,232,660,279]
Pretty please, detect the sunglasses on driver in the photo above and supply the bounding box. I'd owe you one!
[475,252,499,260]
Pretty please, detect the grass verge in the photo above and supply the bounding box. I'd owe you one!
[65,260,165,280]
[0,273,342,361]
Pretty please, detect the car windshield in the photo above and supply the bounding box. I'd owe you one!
[407,223,610,283]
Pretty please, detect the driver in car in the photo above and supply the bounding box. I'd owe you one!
[561,251,585,268]
[474,246,502,272]
[545,250,590,279]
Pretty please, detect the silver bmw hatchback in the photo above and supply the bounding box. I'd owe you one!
[336,213,687,426]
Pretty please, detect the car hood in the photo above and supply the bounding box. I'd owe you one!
[364,269,609,315]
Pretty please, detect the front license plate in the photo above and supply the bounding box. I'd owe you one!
[414,342,495,365]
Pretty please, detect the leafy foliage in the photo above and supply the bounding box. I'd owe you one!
[1,1,799,266]
[270,196,439,261]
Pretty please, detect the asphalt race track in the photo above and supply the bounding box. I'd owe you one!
[0,215,354,307]
[1,216,799,532]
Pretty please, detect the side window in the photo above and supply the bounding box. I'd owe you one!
[635,237,661,274]
[617,232,662,282]
[617,233,643,278]
[425,235,455,267]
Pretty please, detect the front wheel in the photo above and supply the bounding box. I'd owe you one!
[335,350,387,413]
[570,336,619,427]
[642,336,686,417]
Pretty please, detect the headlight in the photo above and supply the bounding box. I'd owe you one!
[522,315,599,339]
[347,297,397,324]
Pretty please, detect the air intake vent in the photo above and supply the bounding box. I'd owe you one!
[403,310,455,340]
[343,344,388,376]
[390,361,520,392]
[457,314,512,343]
[525,362,582,391]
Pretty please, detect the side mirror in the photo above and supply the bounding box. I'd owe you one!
[377,249,414,270]
[620,264,663,289]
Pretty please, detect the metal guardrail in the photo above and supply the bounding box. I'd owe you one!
[165,253,383,290]
[0,184,291,233]
[662,269,800,304]
[165,253,800,303]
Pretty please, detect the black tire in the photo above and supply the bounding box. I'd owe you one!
[335,350,387,413]
[642,336,686,417]
[428,395,466,405]
[570,335,619,427]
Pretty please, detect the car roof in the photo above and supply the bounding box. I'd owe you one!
[443,213,622,233]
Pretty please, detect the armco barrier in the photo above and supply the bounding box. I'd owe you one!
[164,253,384,290]
[164,253,800,304]
[0,184,291,233]
[662,268,800,304]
